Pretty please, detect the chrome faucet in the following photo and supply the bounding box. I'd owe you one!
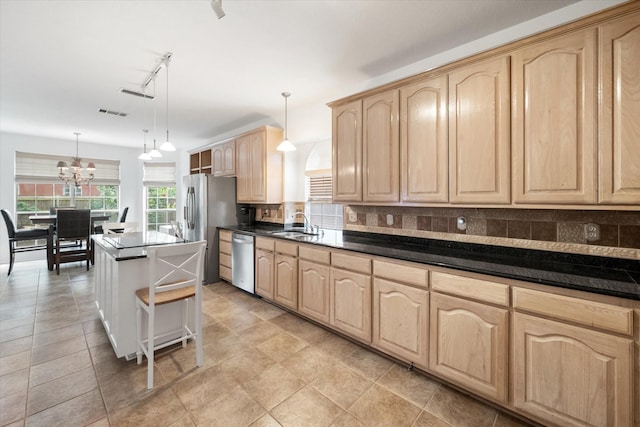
[294,211,318,234]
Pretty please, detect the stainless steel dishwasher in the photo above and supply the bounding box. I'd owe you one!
[231,232,255,294]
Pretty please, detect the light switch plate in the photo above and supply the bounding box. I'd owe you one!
[386,214,393,226]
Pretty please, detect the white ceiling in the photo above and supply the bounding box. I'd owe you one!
[0,0,588,151]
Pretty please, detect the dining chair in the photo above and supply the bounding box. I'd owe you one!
[135,240,206,389]
[1,209,52,275]
[54,209,91,275]
[94,207,129,234]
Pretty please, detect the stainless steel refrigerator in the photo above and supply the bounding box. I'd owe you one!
[183,174,238,284]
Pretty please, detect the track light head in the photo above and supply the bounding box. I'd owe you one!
[210,0,225,19]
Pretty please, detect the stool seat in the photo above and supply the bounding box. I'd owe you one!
[135,285,195,306]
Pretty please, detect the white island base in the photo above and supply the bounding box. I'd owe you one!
[93,234,193,359]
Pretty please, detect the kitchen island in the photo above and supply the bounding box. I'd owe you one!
[92,232,188,359]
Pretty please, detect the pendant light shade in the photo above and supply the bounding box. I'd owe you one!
[160,57,176,152]
[276,92,296,152]
[139,129,152,160]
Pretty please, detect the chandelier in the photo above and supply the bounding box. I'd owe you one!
[57,132,96,186]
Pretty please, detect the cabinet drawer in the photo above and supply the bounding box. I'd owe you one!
[331,251,371,274]
[219,253,231,268]
[299,245,330,264]
[431,271,509,306]
[275,240,298,257]
[219,240,231,255]
[219,265,232,282]
[373,259,428,289]
[256,236,275,251]
[513,287,633,336]
[219,229,232,242]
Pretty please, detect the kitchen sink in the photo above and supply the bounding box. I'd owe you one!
[268,230,320,242]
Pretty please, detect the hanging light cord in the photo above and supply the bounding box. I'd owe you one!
[166,59,170,143]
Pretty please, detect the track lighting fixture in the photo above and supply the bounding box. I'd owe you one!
[211,0,225,19]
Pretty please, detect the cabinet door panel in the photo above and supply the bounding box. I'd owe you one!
[449,56,510,204]
[249,132,266,202]
[236,135,251,202]
[332,100,363,202]
[330,267,371,342]
[298,260,330,324]
[400,76,448,203]
[599,14,640,204]
[363,90,399,202]
[212,145,223,176]
[429,293,508,402]
[372,278,428,369]
[255,249,274,300]
[513,29,596,204]
[274,254,297,310]
[223,141,235,176]
[513,313,633,427]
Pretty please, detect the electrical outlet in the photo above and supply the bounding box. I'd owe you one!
[386,214,394,226]
[264,209,270,217]
[584,223,600,241]
[348,211,357,223]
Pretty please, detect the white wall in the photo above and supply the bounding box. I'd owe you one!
[0,131,185,264]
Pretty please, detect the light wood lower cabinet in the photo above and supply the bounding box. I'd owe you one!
[513,313,633,427]
[274,253,298,310]
[255,248,274,299]
[372,277,429,369]
[429,292,508,402]
[219,230,232,282]
[330,267,372,343]
[298,259,330,324]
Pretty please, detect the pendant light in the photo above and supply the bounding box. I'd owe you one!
[160,57,176,152]
[276,92,296,152]
[149,78,162,158]
[138,129,152,160]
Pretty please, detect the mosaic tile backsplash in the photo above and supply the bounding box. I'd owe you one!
[344,206,640,260]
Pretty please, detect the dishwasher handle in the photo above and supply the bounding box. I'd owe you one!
[232,233,254,244]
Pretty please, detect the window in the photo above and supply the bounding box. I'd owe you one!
[143,162,177,232]
[14,152,121,232]
[304,170,343,230]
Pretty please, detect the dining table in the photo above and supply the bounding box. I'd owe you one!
[29,213,111,270]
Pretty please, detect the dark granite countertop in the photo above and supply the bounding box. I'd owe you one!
[222,225,640,301]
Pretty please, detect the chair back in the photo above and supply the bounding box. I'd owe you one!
[50,207,75,214]
[102,222,138,234]
[1,209,17,238]
[119,207,129,223]
[55,209,91,240]
[146,241,206,306]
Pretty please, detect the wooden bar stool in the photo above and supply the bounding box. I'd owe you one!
[135,240,206,389]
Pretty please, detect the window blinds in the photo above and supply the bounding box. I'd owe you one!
[15,152,120,184]
[305,169,332,202]
[143,162,176,186]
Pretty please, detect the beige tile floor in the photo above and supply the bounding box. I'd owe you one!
[0,260,535,427]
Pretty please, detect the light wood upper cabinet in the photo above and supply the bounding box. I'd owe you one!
[372,277,429,369]
[332,100,363,202]
[212,140,235,177]
[449,56,511,204]
[513,313,633,427]
[235,126,283,204]
[400,75,449,203]
[599,13,640,204]
[429,292,508,402]
[512,29,597,204]
[363,90,400,203]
